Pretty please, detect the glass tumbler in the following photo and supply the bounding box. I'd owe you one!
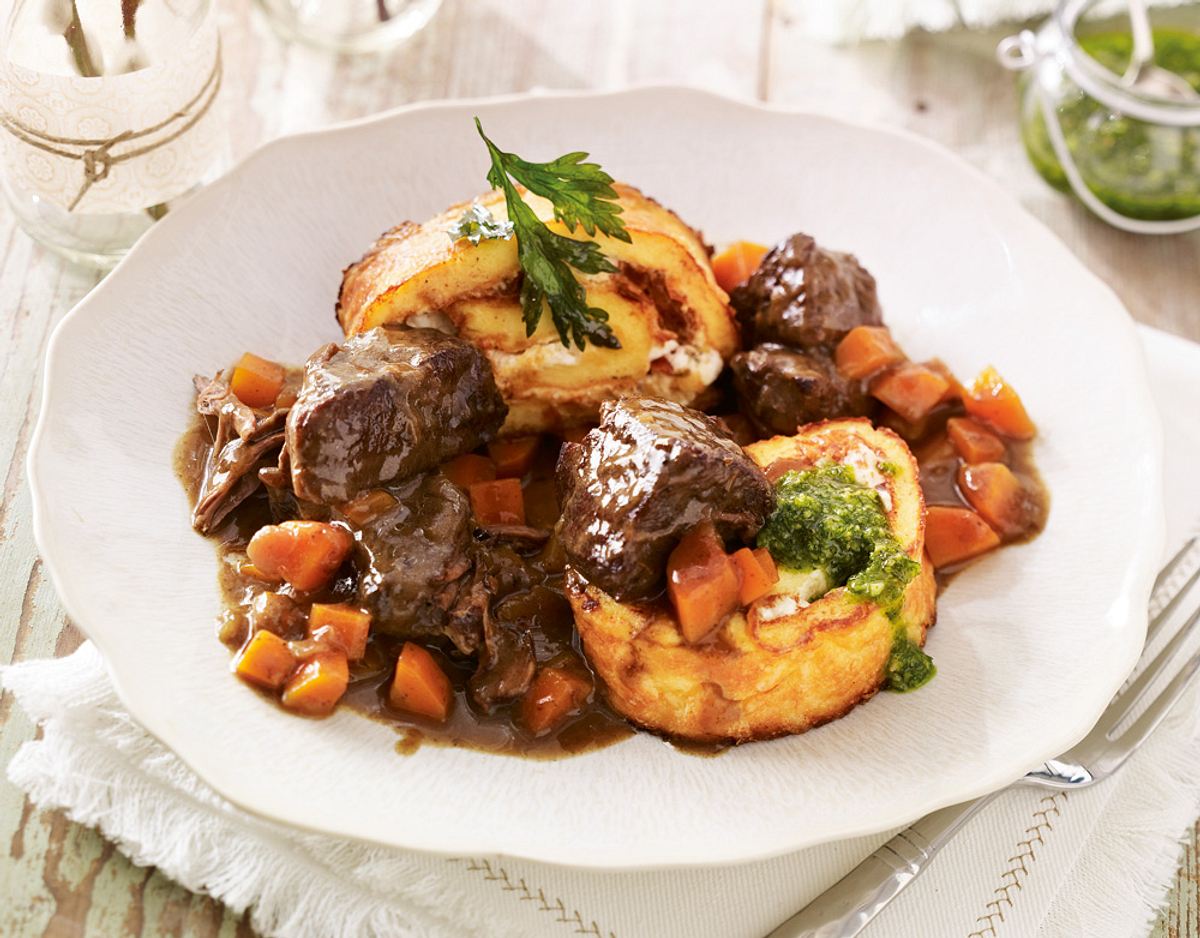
[255,0,443,55]
[1,0,228,268]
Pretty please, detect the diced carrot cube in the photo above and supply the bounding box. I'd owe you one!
[964,366,1036,440]
[308,603,371,661]
[925,359,964,403]
[870,362,952,423]
[246,521,354,593]
[389,643,453,722]
[488,437,541,478]
[957,462,1036,539]
[442,453,497,489]
[229,352,285,409]
[712,241,769,293]
[521,667,593,737]
[946,417,1006,464]
[338,489,397,526]
[924,506,1001,569]
[835,326,906,380]
[233,630,296,691]
[753,547,779,584]
[281,651,349,717]
[731,547,779,606]
[667,522,740,643]
[468,478,526,526]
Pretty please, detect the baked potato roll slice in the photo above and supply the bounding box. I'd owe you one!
[336,184,738,434]
[568,418,937,743]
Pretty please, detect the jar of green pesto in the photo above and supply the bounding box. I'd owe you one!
[999,0,1200,234]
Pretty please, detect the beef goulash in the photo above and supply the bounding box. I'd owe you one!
[176,124,1048,756]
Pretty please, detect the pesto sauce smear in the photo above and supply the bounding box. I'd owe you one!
[1021,28,1200,221]
[757,464,934,692]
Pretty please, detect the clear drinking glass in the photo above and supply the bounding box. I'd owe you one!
[0,0,228,268]
[255,0,443,55]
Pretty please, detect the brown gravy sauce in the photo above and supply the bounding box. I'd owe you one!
[176,417,635,759]
[176,383,1049,761]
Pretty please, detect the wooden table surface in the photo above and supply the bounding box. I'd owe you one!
[1,1,1198,935]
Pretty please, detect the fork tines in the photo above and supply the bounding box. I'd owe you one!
[1091,536,1200,760]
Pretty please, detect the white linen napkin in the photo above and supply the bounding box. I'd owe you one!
[4,324,1199,938]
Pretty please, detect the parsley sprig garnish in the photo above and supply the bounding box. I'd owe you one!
[474,119,631,350]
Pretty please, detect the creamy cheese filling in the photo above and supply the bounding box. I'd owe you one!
[649,339,724,384]
[755,567,832,621]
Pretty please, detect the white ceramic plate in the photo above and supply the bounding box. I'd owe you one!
[28,87,1164,869]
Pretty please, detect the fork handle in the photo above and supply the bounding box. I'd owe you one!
[764,794,999,938]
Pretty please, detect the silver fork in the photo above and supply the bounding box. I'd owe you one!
[766,536,1200,938]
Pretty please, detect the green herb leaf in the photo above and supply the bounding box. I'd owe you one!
[475,118,627,350]
[447,203,514,245]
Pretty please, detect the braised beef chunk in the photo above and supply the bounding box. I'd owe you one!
[191,373,292,536]
[731,344,872,436]
[557,397,775,601]
[286,326,508,504]
[731,233,882,351]
[354,473,476,650]
[442,544,532,660]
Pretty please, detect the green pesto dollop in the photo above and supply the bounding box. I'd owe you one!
[757,464,927,692]
[1020,29,1200,221]
[886,634,937,692]
[757,465,920,613]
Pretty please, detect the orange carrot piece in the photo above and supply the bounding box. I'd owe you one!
[957,462,1035,539]
[924,506,1001,569]
[308,603,371,661]
[442,453,497,489]
[238,561,278,583]
[468,478,526,526]
[388,642,453,722]
[281,651,349,717]
[667,522,741,643]
[731,547,778,606]
[964,366,1036,440]
[229,352,285,409]
[246,521,353,593]
[488,436,542,478]
[835,326,906,380]
[712,241,769,293]
[232,630,296,691]
[946,417,1006,464]
[870,362,952,423]
[925,358,964,403]
[338,489,397,526]
[521,667,593,737]
[753,547,779,584]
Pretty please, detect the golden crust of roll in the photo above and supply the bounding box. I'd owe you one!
[336,184,739,434]
[567,418,937,743]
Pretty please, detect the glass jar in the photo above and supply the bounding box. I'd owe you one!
[999,0,1200,234]
[255,0,442,55]
[0,0,228,268]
